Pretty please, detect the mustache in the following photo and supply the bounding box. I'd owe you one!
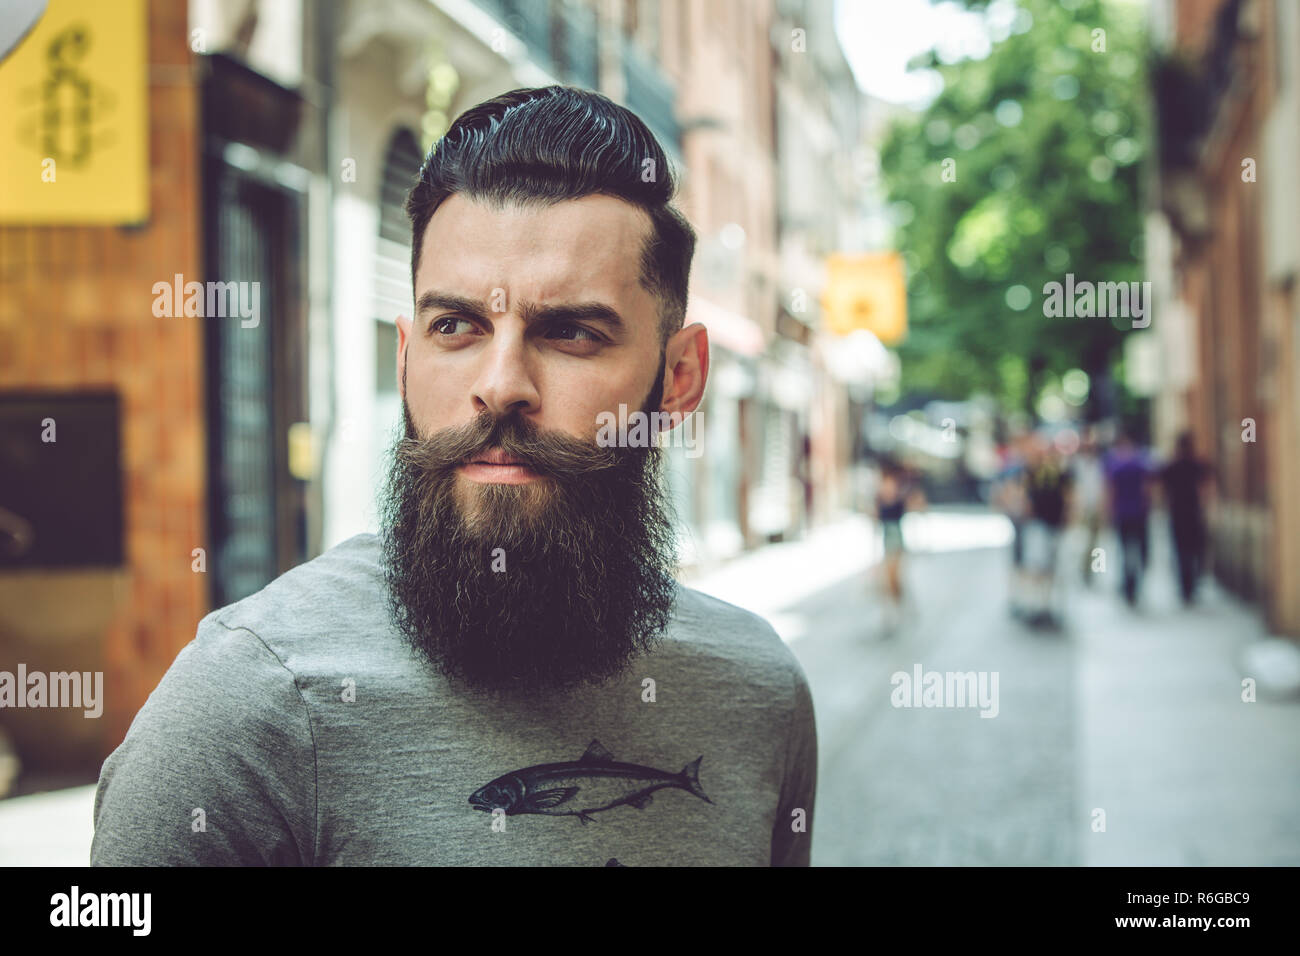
[395,408,624,479]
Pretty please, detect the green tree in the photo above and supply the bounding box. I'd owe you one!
[879,0,1148,414]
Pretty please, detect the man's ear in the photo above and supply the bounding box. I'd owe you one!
[395,314,411,401]
[659,322,709,425]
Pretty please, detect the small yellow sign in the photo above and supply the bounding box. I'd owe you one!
[0,0,148,223]
[821,252,908,344]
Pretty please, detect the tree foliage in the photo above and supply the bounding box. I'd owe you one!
[879,0,1148,413]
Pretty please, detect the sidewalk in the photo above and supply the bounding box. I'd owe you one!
[1071,527,1300,865]
[0,784,95,866]
[678,512,879,642]
[678,507,1012,642]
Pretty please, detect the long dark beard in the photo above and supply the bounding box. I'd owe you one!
[378,403,679,698]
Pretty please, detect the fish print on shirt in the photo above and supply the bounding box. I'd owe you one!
[468,738,712,825]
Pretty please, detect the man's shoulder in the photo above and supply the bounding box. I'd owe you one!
[115,534,385,766]
[205,533,387,661]
[668,583,806,685]
[673,582,777,636]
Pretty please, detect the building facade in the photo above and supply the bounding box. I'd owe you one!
[1148,0,1300,637]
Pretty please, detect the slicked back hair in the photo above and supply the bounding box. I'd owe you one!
[405,86,696,344]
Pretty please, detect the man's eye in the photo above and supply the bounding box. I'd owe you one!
[432,316,477,336]
[546,323,600,343]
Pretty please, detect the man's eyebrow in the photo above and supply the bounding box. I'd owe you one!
[415,291,487,317]
[416,291,626,332]
[520,301,626,332]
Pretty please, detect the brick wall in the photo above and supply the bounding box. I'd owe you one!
[0,0,208,764]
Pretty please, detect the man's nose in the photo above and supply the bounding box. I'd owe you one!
[471,326,541,417]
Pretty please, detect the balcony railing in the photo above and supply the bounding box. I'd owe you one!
[621,37,680,151]
[473,0,599,89]
[475,0,553,73]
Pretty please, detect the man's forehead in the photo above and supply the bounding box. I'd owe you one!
[417,193,653,294]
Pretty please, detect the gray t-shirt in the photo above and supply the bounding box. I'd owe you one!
[91,533,817,866]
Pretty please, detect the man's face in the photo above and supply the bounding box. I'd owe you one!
[399,193,665,457]
[382,193,705,696]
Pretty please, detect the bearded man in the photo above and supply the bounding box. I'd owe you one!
[91,86,817,867]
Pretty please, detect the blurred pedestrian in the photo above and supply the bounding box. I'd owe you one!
[992,432,1032,617]
[1071,428,1106,586]
[1104,430,1153,607]
[872,459,926,628]
[1021,435,1072,628]
[1160,430,1213,604]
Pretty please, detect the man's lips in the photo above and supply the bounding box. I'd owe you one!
[458,448,541,484]
[469,449,529,466]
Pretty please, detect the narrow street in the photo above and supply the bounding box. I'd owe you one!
[687,508,1300,866]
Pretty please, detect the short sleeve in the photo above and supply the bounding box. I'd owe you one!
[770,661,818,866]
[91,615,317,866]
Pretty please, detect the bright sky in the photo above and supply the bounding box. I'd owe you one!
[833,0,1020,108]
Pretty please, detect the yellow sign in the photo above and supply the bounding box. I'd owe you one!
[0,0,148,223]
[821,252,908,344]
